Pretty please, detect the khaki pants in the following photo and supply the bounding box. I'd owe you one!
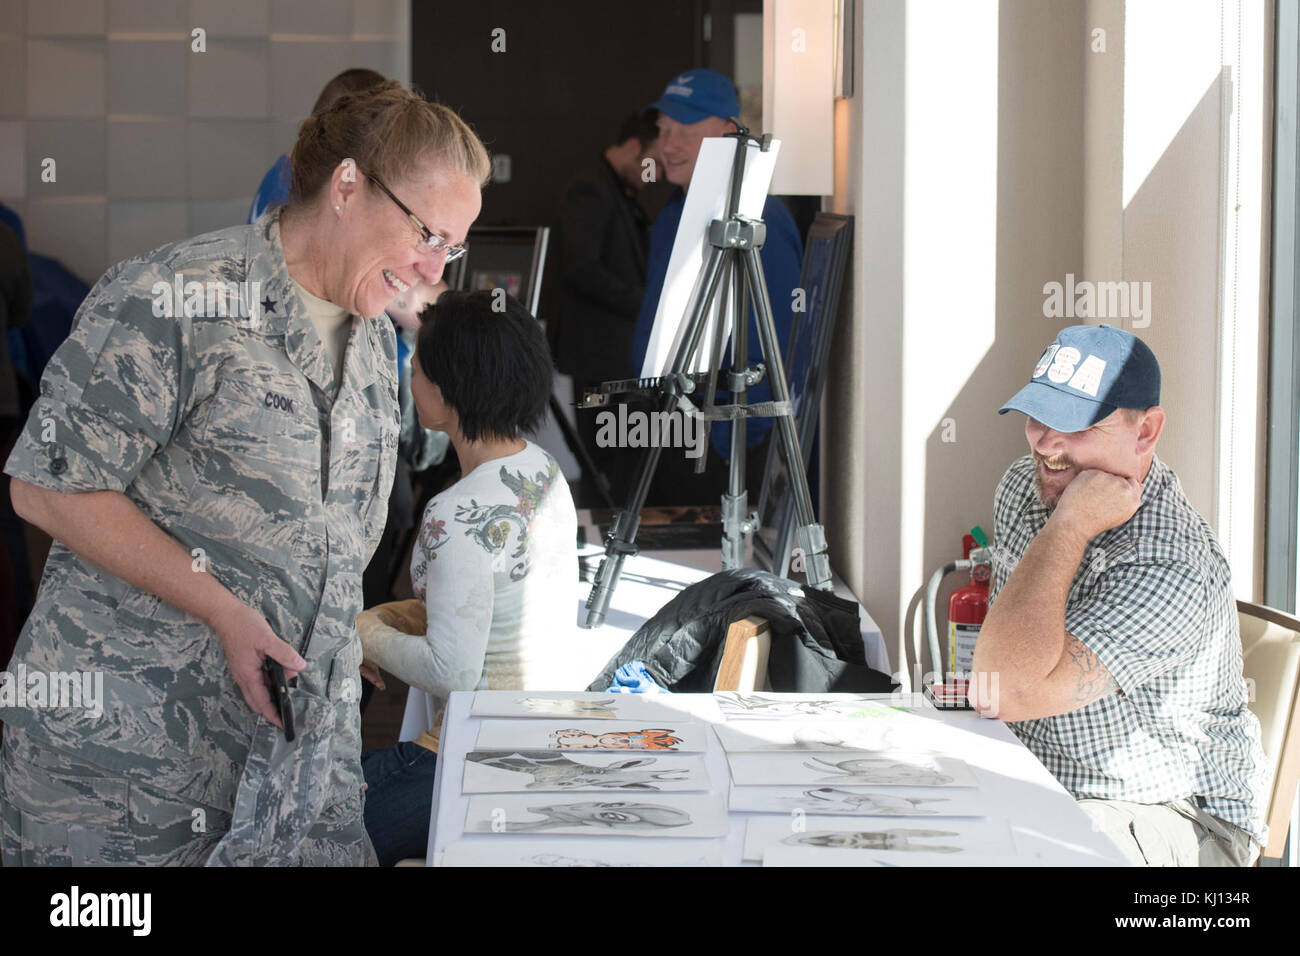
[1079,797,1260,867]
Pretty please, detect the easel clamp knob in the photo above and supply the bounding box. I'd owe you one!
[708,218,766,250]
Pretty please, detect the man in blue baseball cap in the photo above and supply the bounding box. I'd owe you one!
[629,69,803,505]
[968,324,1269,866]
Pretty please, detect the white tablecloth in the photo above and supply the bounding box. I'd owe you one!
[423,691,1130,866]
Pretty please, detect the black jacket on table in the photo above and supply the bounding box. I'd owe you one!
[587,569,897,693]
[554,158,649,387]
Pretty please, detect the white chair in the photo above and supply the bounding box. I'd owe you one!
[1238,600,1300,862]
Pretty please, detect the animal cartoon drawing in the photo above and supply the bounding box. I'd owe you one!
[802,756,954,787]
[495,801,693,832]
[466,751,689,790]
[549,728,683,750]
[515,697,618,719]
[801,787,947,815]
[782,828,963,852]
[720,693,896,719]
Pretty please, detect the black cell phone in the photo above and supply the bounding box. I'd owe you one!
[263,658,296,742]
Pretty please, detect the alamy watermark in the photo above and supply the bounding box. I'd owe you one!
[0,665,104,718]
[50,886,150,936]
[1042,273,1151,328]
[151,272,263,327]
[594,404,707,460]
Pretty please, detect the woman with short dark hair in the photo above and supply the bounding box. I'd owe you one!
[358,290,579,865]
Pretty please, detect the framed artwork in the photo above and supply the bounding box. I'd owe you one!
[755,213,854,578]
[445,225,550,315]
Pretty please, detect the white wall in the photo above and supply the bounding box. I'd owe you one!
[1088,0,1272,597]
[826,0,1087,680]
[0,0,409,284]
[825,0,1272,674]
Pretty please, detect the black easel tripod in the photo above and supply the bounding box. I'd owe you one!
[581,127,832,628]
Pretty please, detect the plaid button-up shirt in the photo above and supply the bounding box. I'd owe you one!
[988,454,1270,843]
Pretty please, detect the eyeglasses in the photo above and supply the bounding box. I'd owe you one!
[367,174,468,262]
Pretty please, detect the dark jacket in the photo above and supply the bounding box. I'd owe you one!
[587,569,896,694]
[554,158,650,387]
[0,220,32,420]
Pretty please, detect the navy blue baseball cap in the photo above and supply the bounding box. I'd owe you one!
[999,324,1161,433]
[644,68,740,125]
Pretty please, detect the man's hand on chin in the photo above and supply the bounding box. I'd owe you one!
[1051,468,1143,542]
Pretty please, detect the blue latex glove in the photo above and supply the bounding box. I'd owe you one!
[607,660,670,694]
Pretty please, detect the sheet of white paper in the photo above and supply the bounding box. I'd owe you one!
[727,785,987,817]
[640,136,781,378]
[712,715,952,753]
[439,838,723,867]
[461,750,710,794]
[464,794,729,838]
[714,691,925,721]
[475,719,708,753]
[469,691,697,722]
[726,751,979,787]
[743,816,1017,861]
[762,847,1028,867]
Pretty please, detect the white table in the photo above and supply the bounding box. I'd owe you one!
[400,547,891,744]
[423,691,1130,866]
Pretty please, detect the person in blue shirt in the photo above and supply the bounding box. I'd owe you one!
[248,68,387,223]
[631,69,803,505]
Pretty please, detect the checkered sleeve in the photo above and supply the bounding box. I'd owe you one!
[1064,559,1207,694]
[988,458,1033,608]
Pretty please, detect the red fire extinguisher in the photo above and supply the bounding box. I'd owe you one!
[947,527,991,677]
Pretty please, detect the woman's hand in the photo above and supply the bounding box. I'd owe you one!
[10,482,308,729]
[209,599,307,729]
[360,659,387,691]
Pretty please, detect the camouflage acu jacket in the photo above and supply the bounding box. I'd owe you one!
[1,209,399,865]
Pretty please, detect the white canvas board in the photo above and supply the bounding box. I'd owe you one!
[469,691,697,722]
[712,715,948,754]
[727,785,986,818]
[464,794,729,838]
[726,751,979,788]
[743,816,1016,861]
[714,692,926,721]
[640,136,781,378]
[462,750,710,794]
[762,847,1028,867]
[438,838,722,867]
[475,719,708,753]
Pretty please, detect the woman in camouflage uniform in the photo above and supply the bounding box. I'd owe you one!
[0,83,489,866]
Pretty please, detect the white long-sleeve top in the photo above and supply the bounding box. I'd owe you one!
[361,441,580,704]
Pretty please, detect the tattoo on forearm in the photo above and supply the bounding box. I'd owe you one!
[1065,637,1118,706]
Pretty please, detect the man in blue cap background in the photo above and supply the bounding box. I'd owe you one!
[630,68,803,505]
[968,324,1269,866]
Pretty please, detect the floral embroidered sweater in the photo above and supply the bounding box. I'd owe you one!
[361,442,579,707]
